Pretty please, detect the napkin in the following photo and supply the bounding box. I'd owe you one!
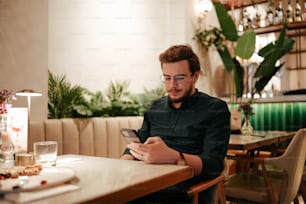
[4,184,79,203]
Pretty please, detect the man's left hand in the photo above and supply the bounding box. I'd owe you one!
[127,136,179,164]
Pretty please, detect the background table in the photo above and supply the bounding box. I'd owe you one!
[228,131,296,173]
[229,131,296,151]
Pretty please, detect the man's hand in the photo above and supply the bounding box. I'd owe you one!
[127,136,179,164]
[120,154,135,160]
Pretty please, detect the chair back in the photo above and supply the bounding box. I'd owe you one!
[265,128,306,203]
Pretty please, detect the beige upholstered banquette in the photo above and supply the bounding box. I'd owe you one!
[29,116,143,159]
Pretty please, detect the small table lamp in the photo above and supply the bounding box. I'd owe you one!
[16,89,42,118]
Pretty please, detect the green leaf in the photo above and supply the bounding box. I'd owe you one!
[216,48,244,97]
[213,2,238,41]
[254,26,294,78]
[233,58,244,97]
[276,38,295,58]
[48,70,89,118]
[258,42,275,57]
[254,63,284,93]
[255,38,294,78]
[217,47,236,72]
[74,105,93,116]
[235,30,256,59]
[275,25,286,47]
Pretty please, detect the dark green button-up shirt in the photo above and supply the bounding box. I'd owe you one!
[125,90,230,187]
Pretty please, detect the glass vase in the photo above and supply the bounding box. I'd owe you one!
[241,115,253,135]
[0,114,8,164]
[0,114,14,167]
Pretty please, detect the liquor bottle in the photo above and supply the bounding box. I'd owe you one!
[242,9,249,30]
[286,0,293,23]
[276,1,284,24]
[238,8,244,31]
[274,5,280,24]
[294,0,302,22]
[266,4,274,25]
[252,3,261,28]
[253,12,261,28]
[303,2,306,21]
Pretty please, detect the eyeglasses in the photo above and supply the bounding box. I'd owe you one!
[160,74,192,83]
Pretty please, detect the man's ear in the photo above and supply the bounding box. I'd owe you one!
[193,71,200,82]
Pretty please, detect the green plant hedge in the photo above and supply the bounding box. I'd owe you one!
[48,71,165,119]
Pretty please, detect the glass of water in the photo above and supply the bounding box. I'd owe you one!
[33,141,58,167]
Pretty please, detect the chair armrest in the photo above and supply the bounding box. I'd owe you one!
[187,174,226,204]
[187,174,225,195]
[227,155,266,163]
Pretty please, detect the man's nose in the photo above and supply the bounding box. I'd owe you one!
[168,78,178,87]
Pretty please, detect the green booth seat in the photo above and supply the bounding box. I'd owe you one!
[228,102,306,131]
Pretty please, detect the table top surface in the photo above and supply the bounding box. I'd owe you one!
[229,131,296,150]
[0,154,194,204]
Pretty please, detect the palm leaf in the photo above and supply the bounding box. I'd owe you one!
[48,70,88,118]
[105,80,131,102]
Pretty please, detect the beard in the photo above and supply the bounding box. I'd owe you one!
[168,85,194,104]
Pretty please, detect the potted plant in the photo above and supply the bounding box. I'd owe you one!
[194,2,295,100]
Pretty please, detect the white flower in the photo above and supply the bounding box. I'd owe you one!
[194,27,226,50]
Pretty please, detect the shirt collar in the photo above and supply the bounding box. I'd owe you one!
[166,89,199,109]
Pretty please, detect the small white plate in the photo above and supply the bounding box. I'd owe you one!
[0,167,76,193]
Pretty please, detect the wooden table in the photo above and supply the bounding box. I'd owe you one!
[228,131,296,172]
[0,155,194,204]
[229,131,296,151]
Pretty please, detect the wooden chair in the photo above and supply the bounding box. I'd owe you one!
[187,159,228,204]
[224,128,306,204]
[299,166,306,203]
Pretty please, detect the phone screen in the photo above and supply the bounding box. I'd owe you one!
[120,128,141,144]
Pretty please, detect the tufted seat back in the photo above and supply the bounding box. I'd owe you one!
[29,116,143,159]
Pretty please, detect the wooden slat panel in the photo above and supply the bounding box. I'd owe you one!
[61,119,79,155]
[44,119,63,155]
[29,121,45,152]
[78,118,95,156]
[93,117,108,157]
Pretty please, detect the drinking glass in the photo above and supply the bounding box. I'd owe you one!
[33,141,58,167]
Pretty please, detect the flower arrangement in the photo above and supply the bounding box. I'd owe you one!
[0,89,16,114]
[238,102,254,118]
[194,27,226,51]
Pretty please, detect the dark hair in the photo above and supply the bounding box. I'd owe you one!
[159,44,200,74]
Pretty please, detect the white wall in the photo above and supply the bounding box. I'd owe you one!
[48,0,208,94]
[0,0,48,121]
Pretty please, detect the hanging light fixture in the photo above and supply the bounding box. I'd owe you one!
[196,0,213,19]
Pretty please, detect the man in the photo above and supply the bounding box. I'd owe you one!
[122,44,230,203]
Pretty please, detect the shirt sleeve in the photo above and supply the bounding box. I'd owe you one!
[198,100,230,180]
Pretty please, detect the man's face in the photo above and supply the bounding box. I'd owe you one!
[161,60,198,105]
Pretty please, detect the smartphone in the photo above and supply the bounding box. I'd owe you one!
[120,128,141,144]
